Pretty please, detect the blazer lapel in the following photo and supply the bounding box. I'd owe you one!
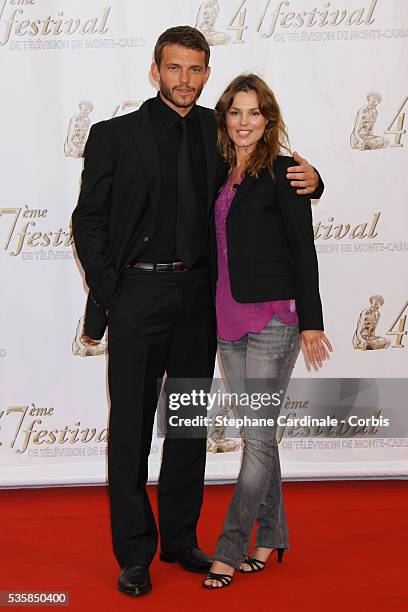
[228,173,258,216]
[130,99,161,214]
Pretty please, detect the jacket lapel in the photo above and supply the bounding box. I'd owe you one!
[129,99,161,215]
[228,173,258,216]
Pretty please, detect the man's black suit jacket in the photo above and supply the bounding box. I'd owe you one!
[71,98,219,340]
[209,156,324,332]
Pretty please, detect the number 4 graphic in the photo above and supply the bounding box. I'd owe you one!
[387,301,408,347]
[385,96,408,147]
[227,0,248,43]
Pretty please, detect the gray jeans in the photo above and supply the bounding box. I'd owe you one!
[214,315,300,569]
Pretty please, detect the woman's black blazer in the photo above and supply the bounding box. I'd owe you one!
[209,155,324,332]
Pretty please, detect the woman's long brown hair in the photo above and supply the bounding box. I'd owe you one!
[215,73,290,177]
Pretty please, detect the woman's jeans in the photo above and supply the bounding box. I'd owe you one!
[214,315,300,569]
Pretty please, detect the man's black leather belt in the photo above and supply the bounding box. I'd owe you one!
[130,261,187,272]
[127,259,208,272]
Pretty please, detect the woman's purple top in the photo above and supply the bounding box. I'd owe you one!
[215,174,298,341]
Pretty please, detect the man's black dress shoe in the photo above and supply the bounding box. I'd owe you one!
[118,565,152,596]
[160,546,212,574]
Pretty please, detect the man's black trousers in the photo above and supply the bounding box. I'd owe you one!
[107,265,216,568]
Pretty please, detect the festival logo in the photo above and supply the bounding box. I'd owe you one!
[0,206,73,259]
[314,212,381,241]
[207,403,242,453]
[313,212,407,256]
[353,295,391,350]
[0,1,111,47]
[196,0,232,45]
[350,92,388,150]
[63,99,144,158]
[350,93,407,150]
[72,316,107,357]
[0,404,108,456]
[64,100,94,158]
[0,1,144,51]
[352,296,407,350]
[195,0,382,45]
[256,0,379,37]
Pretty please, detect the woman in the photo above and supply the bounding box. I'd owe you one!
[203,74,333,589]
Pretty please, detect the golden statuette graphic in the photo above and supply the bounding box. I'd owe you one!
[352,295,391,350]
[350,92,389,151]
[64,100,94,158]
[207,403,241,453]
[72,316,107,356]
[196,0,231,45]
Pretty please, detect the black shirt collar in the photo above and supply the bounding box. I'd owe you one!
[151,92,198,127]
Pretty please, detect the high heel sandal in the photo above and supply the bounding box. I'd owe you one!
[239,558,266,573]
[203,571,234,589]
[239,548,285,573]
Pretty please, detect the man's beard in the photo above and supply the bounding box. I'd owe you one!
[160,81,204,108]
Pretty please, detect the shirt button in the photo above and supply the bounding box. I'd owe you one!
[143,235,149,242]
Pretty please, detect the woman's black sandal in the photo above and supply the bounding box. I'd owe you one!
[239,557,266,573]
[240,548,285,573]
[203,572,234,589]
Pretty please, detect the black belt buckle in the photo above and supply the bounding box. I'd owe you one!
[129,261,187,272]
[156,261,187,273]
[128,258,207,272]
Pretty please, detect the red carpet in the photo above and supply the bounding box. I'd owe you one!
[1,481,407,611]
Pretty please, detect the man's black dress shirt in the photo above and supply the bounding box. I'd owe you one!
[140,93,208,263]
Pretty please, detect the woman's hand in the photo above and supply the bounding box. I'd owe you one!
[300,330,333,368]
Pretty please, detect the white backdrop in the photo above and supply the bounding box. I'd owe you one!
[1,0,407,486]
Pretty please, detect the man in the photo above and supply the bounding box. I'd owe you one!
[72,25,323,597]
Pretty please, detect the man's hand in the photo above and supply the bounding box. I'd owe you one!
[81,334,101,346]
[287,151,320,195]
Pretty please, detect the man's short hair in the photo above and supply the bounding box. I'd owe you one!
[154,25,210,68]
